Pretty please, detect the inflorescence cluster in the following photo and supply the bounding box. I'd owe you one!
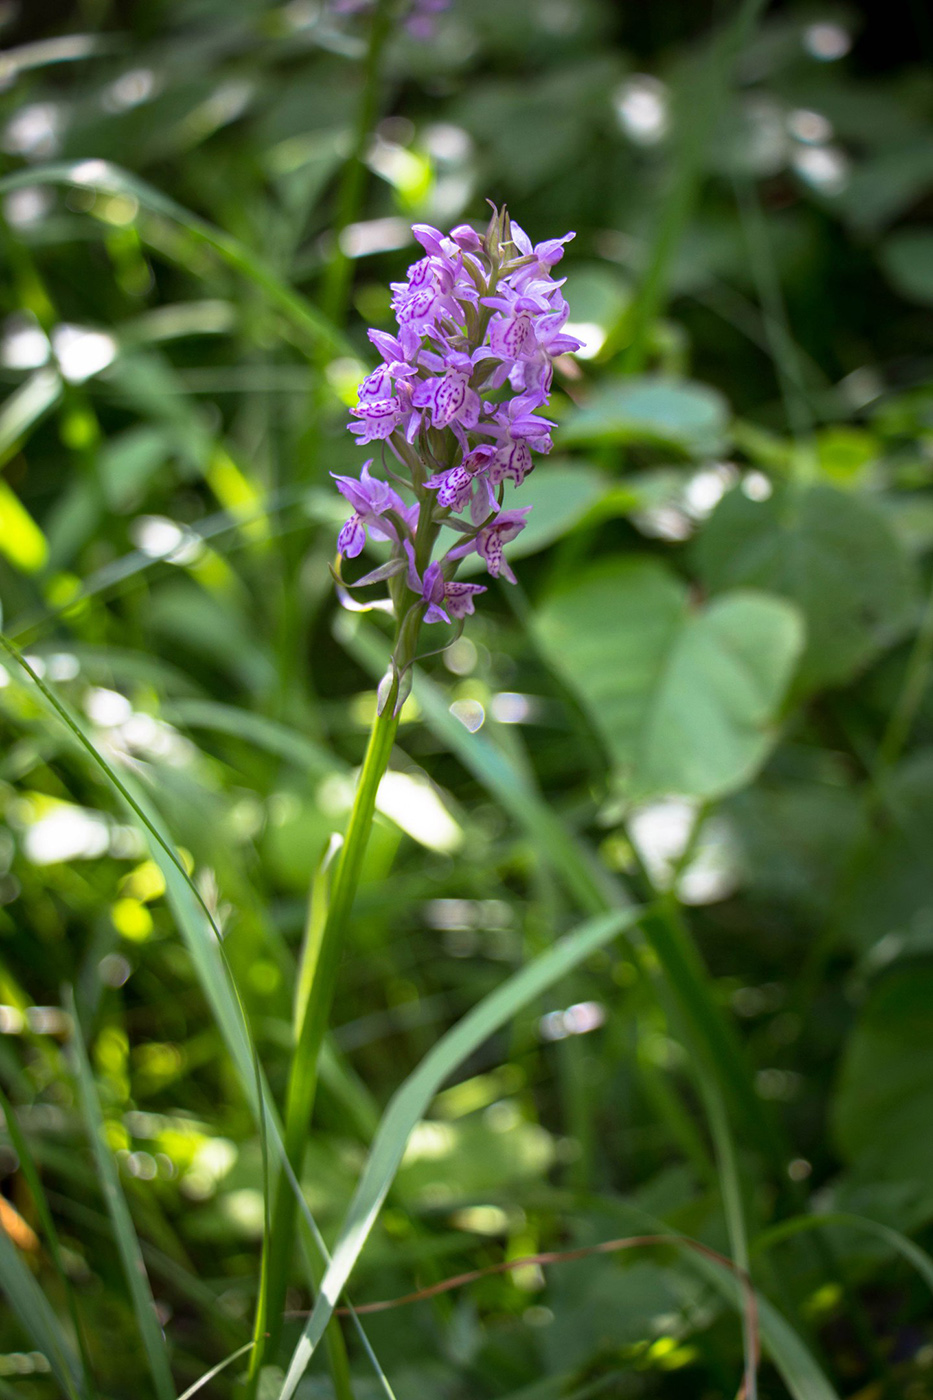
[333,205,580,711]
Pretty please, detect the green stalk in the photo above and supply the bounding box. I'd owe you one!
[699,1075,757,1400]
[621,0,768,374]
[321,0,396,326]
[252,689,400,1377]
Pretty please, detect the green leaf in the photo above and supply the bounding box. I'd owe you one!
[535,558,803,800]
[278,907,644,1400]
[833,964,933,1187]
[0,368,62,470]
[835,750,933,955]
[0,163,351,357]
[0,477,49,573]
[695,482,916,689]
[67,990,175,1400]
[338,616,788,1170]
[598,1200,841,1400]
[559,376,730,457]
[879,228,933,307]
[162,698,336,777]
[0,1211,84,1400]
[756,1212,933,1298]
[0,1088,96,1396]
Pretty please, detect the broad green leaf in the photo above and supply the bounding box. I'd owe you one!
[834,750,933,955]
[536,558,803,800]
[879,228,933,307]
[278,907,644,1400]
[695,482,916,689]
[833,965,933,1187]
[560,376,730,457]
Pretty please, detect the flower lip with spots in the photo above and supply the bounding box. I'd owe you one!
[404,542,486,624]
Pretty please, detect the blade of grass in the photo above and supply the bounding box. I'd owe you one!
[320,0,395,325]
[698,1074,757,1400]
[0,367,63,470]
[337,615,790,1173]
[0,634,389,1400]
[0,1208,84,1400]
[256,699,400,1378]
[621,0,769,373]
[176,1342,256,1400]
[733,179,815,452]
[66,987,175,1400]
[0,165,353,358]
[278,905,644,1400]
[755,1212,933,1295]
[161,698,336,777]
[600,1200,840,1400]
[0,1088,96,1397]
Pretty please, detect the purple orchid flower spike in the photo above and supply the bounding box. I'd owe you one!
[404,542,486,624]
[334,203,579,709]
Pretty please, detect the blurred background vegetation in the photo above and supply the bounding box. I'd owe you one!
[1,0,933,1397]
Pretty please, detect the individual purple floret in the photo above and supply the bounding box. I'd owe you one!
[404,543,486,624]
[330,0,451,39]
[447,507,533,585]
[331,460,414,557]
[332,204,580,711]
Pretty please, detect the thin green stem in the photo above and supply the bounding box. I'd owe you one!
[321,0,396,327]
[733,179,815,455]
[879,568,933,768]
[621,0,769,374]
[253,689,400,1376]
[699,1075,757,1400]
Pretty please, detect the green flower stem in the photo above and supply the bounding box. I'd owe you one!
[254,686,400,1376]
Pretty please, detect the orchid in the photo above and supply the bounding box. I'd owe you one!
[332,205,580,711]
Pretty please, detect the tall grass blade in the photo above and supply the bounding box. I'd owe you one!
[0,1210,83,1400]
[0,1088,96,1396]
[278,906,644,1400]
[756,1212,933,1295]
[66,988,175,1400]
[337,617,788,1173]
[0,634,391,1397]
[0,368,62,469]
[0,164,353,358]
[604,1202,840,1400]
[698,1075,757,1400]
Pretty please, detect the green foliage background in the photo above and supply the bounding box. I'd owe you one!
[0,1,932,1397]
